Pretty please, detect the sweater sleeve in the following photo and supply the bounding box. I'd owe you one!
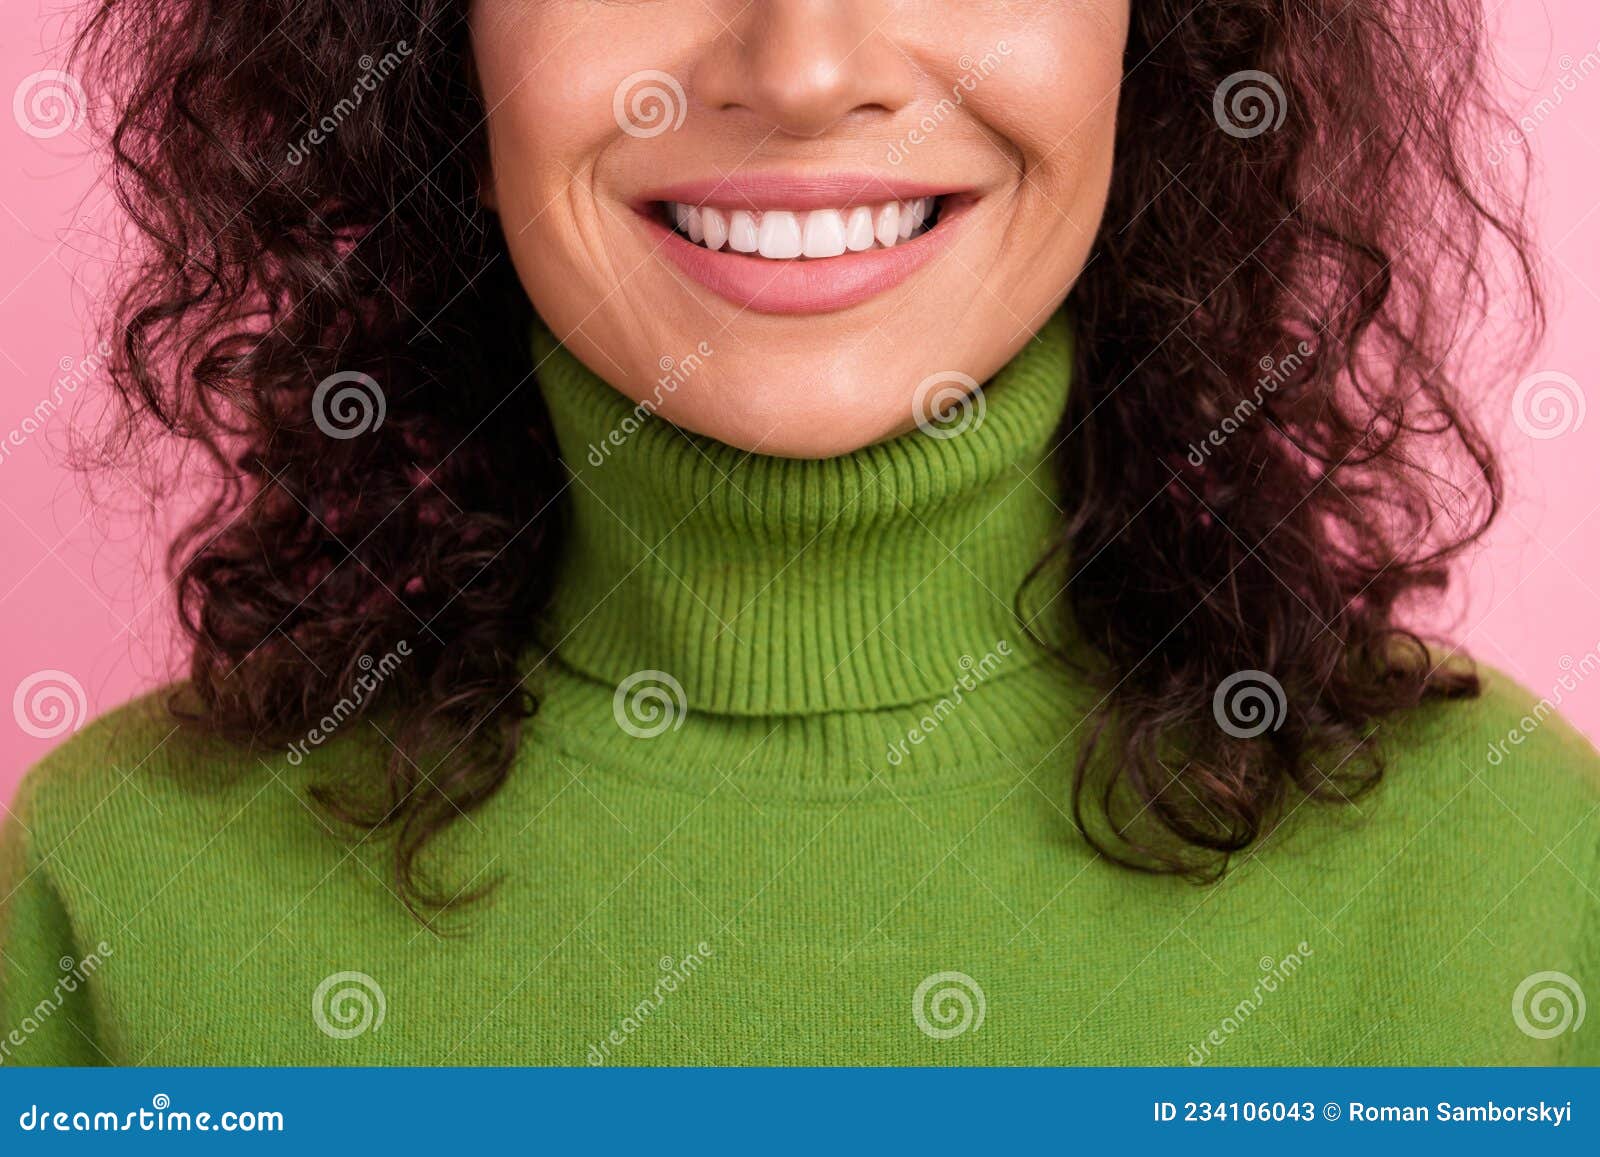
[1581,825,1600,1067]
[0,780,108,1066]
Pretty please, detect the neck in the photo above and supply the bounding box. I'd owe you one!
[532,315,1074,717]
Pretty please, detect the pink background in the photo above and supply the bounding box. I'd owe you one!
[3,2,1599,803]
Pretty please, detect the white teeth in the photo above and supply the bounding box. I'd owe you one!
[801,209,847,258]
[874,203,900,248]
[845,206,875,252]
[701,207,728,251]
[728,210,759,252]
[667,197,938,259]
[757,210,803,259]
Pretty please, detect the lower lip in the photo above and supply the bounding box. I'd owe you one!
[641,201,967,316]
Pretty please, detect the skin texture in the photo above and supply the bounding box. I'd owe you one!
[472,0,1130,457]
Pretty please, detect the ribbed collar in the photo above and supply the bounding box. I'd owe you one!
[532,314,1073,717]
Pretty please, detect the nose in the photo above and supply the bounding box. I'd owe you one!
[692,0,916,138]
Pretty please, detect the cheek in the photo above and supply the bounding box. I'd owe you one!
[974,32,1124,196]
[473,6,678,215]
[475,41,605,212]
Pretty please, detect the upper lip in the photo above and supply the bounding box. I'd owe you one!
[637,172,966,212]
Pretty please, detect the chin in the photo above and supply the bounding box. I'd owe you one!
[652,378,906,459]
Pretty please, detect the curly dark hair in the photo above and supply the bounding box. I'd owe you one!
[73,0,1540,911]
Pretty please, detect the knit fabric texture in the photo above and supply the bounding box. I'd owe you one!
[3,314,1598,1066]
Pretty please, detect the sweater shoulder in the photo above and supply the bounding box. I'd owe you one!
[21,686,226,804]
[1400,661,1599,788]
[1368,660,1600,852]
[14,685,347,859]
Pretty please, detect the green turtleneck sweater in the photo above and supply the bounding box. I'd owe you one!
[3,316,1598,1066]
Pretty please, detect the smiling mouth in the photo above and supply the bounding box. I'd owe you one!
[640,177,970,314]
[659,196,943,259]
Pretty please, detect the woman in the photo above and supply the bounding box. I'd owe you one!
[2,0,1595,1066]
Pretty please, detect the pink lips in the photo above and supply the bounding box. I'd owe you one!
[637,173,970,315]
